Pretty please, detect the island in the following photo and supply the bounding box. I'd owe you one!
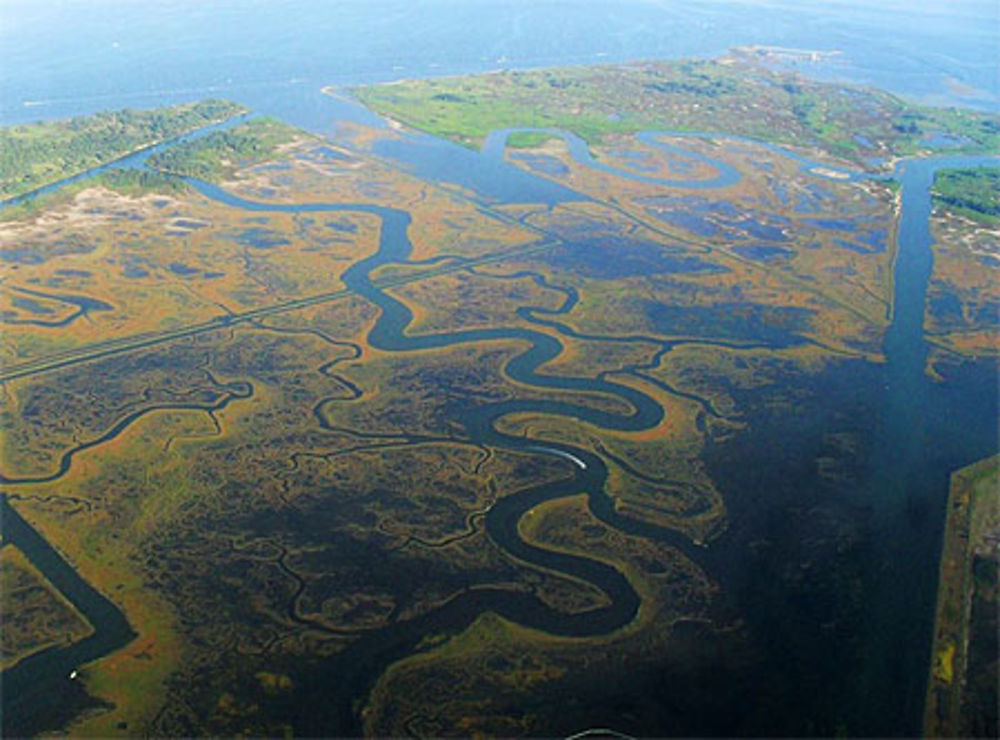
[0,99,247,201]
[932,167,1000,225]
[352,53,1000,163]
[147,117,306,180]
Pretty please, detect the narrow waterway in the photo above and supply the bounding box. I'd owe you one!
[0,498,136,735]
[851,154,1000,732]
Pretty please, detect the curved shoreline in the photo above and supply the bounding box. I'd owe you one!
[483,126,868,185]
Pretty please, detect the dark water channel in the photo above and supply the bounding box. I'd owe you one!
[0,498,135,735]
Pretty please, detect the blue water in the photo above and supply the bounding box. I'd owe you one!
[484,129,743,188]
[841,153,1000,730]
[376,130,583,205]
[1,0,997,133]
[1,285,113,327]
[732,243,795,262]
[237,227,291,249]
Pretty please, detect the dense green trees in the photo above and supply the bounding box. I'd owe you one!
[933,168,1000,224]
[147,117,300,180]
[0,100,246,199]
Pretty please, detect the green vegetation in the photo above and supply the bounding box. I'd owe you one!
[0,169,186,223]
[506,130,559,149]
[354,72,645,148]
[353,58,1000,166]
[0,100,246,200]
[932,167,1000,225]
[147,117,304,181]
[925,455,999,737]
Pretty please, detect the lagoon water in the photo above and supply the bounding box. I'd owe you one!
[1,0,998,131]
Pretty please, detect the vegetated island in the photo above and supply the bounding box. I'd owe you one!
[925,455,999,738]
[0,116,306,223]
[147,117,307,181]
[931,167,1000,226]
[351,53,1000,166]
[0,99,247,200]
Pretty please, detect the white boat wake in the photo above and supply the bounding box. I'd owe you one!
[526,445,587,469]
